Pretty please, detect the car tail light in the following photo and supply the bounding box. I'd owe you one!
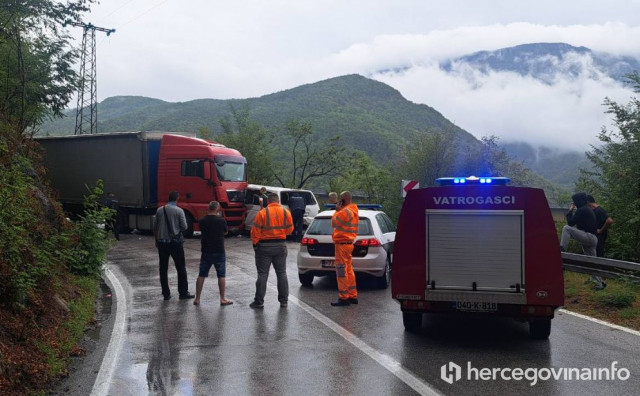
[354,238,381,247]
[301,237,318,246]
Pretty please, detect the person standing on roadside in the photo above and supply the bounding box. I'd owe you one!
[194,201,233,306]
[105,192,120,240]
[330,191,359,306]
[249,193,294,309]
[587,195,614,257]
[328,191,338,205]
[153,191,194,301]
[288,192,306,242]
[254,187,268,208]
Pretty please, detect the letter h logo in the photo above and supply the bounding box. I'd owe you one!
[441,362,462,384]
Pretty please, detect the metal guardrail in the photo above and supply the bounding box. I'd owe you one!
[562,252,640,280]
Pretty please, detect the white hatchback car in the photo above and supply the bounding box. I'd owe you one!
[296,206,396,289]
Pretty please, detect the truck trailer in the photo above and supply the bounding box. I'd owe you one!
[392,176,564,339]
[36,131,248,235]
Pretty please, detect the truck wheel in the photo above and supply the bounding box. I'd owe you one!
[183,213,195,238]
[376,256,391,289]
[403,312,422,332]
[299,273,314,287]
[529,318,551,339]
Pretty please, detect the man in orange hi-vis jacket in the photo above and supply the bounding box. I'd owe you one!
[330,191,359,306]
[249,193,294,308]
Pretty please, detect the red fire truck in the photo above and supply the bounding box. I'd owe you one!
[392,176,564,339]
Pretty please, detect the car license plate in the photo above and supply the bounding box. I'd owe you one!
[454,301,498,312]
[321,260,335,268]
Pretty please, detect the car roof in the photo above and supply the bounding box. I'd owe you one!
[247,184,314,194]
[314,209,385,218]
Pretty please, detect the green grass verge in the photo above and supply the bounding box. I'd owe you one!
[36,275,99,378]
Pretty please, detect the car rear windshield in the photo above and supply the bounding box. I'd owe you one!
[306,217,372,236]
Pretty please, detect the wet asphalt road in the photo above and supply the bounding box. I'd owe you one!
[100,234,640,396]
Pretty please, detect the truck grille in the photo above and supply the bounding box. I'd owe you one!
[224,210,244,218]
[226,190,245,203]
[307,243,368,258]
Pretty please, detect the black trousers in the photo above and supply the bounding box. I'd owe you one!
[158,242,189,297]
[292,209,305,241]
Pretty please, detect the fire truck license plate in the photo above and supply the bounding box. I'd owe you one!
[454,301,498,312]
[321,260,335,268]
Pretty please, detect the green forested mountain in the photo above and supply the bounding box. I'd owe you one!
[39,74,479,162]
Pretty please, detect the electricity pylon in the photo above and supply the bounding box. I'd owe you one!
[71,22,115,135]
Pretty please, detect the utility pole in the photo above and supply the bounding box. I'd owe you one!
[70,22,115,135]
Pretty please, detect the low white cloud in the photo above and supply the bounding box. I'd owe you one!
[88,11,640,149]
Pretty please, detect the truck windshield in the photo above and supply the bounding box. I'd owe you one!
[215,161,246,182]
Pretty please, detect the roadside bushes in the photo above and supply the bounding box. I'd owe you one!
[0,144,113,305]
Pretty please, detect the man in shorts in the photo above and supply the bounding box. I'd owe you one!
[194,201,233,306]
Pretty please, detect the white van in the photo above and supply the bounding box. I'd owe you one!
[244,184,320,231]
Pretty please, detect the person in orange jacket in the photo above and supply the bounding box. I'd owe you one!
[249,193,294,308]
[330,191,359,306]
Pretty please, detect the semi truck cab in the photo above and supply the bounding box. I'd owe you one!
[157,134,247,234]
[392,176,564,339]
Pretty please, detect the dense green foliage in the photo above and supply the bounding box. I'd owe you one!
[67,180,115,276]
[578,73,640,261]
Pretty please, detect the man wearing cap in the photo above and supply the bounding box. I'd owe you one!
[249,193,294,308]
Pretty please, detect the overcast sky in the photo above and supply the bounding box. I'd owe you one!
[78,0,640,148]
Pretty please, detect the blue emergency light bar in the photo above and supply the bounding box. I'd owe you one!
[324,204,383,210]
[436,176,511,186]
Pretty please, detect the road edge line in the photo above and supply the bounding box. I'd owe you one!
[285,292,442,396]
[90,264,127,396]
[559,308,640,337]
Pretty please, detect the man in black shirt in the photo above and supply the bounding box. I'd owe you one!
[194,201,233,306]
[560,192,598,256]
[587,195,614,257]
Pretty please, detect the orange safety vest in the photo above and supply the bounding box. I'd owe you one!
[251,203,294,245]
[331,203,359,243]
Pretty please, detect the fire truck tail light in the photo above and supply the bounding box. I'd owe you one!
[355,238,381,247]
[301,237,318,246]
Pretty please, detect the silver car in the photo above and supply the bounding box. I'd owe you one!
[296,207,396,289]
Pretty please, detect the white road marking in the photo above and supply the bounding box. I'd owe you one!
[274,287,442,396]
[559,308,640,337]
[91,265,127,396]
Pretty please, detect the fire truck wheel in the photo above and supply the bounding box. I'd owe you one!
[529,318,551,339]
[183,212,195,238]
[298,273,314,287]
[403,312,422,332]
[376,256,391,289]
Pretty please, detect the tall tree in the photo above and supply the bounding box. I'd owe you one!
[578,72,640,261]
[215,104,275,185]
[0,0,94,151]
[273,119,349,189]
[403,129,457,187]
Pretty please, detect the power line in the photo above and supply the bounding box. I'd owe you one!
[70,22,115,135]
